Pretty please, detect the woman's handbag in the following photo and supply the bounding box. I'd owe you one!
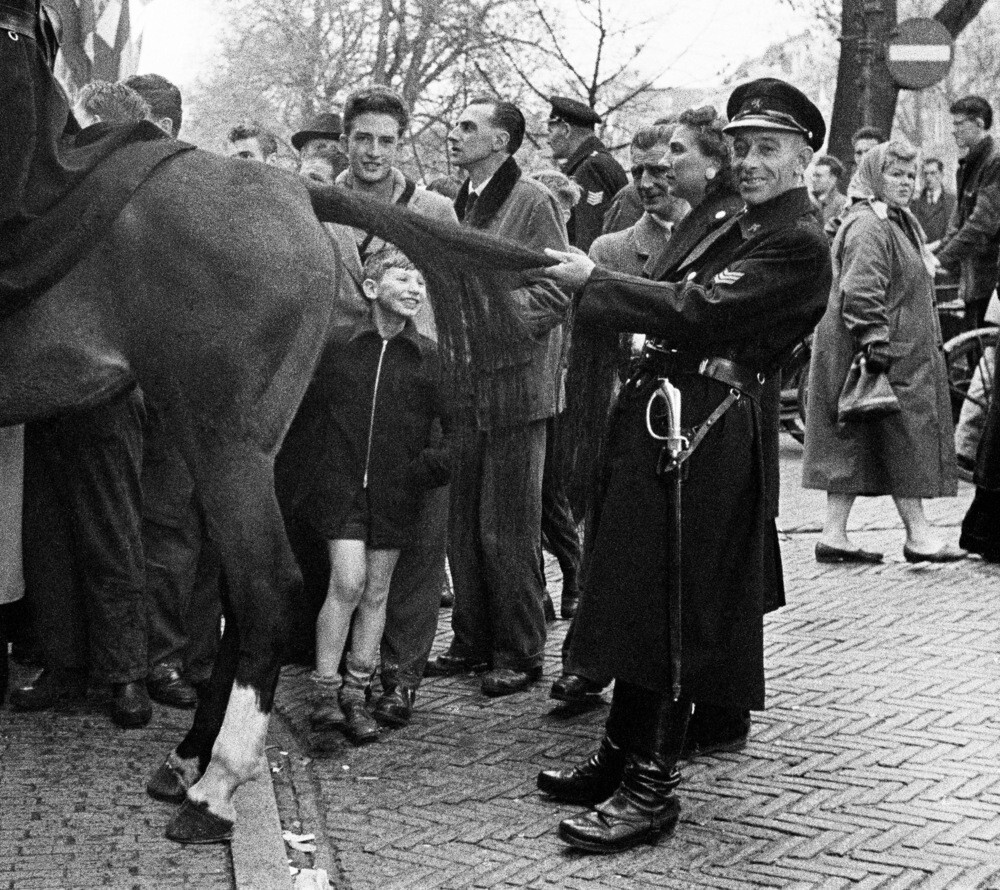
[837,354,901,423]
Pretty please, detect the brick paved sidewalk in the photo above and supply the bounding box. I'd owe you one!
[0,690,234,890]
[273,443,1000,890]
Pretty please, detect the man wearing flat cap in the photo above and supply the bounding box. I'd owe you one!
[538,78,833,854]
[547,96,628,252]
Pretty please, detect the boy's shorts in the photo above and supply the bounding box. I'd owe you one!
[337,488,373,542]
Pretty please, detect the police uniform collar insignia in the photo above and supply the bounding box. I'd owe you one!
[714,268,745,285]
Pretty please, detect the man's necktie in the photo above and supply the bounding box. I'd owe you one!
[464,191,478,218]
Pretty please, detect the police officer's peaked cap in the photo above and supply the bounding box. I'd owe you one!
[291,112,343,151]
[723,78,826,151]
[548,96,602,127]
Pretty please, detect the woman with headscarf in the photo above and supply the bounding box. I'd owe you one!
[803,141,963,562]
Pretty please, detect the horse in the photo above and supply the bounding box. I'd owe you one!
[3,2,548,844]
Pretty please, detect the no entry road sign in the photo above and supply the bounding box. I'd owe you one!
[887,17,953,90]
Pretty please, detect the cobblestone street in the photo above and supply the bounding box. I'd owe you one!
[275,439,1000,889]
[2,439,1000,889]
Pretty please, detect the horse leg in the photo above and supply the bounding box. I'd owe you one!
[160,441,297,844]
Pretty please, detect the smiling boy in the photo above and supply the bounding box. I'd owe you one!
[278,246,450,744]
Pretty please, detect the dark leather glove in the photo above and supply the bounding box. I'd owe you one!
[863,342,892,375]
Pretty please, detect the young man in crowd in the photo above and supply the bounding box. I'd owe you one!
[912,156,955,248]
[306,86,457,727]
[809,155,848,229]
[934,95,1000,329]
[225,121,278,163]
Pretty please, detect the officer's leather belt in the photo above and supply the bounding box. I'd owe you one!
[1,2,35,39]
[640,341,763,401]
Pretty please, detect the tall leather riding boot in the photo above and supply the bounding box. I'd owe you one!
[559,685,690,853]
[537,733,626,804]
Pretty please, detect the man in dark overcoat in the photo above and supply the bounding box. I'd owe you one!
[537,78,833,854]
[547,96,628,252]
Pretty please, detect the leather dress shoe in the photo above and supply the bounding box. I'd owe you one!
[815,542,883,564]
[148,664,198,709]
[165,798,234,845]
[9,668,86,712]
[373,687,415,727]
[550,672,605,703]
[424,653,489,677]
[558,753,681,854]
[110,681,153,728]
[481,667,541,697]
[537,735,626,804]
[903,543,967,563]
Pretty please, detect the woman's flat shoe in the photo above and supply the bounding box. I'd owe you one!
[903,544,967,563]
[815,542,883,564]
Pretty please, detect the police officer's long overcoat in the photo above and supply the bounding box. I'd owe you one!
[567,186,831,709]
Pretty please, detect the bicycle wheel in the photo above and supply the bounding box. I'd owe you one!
[780,338,811,445]
[943,326,998,481]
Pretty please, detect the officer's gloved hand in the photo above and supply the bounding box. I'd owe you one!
[863,341,892,375]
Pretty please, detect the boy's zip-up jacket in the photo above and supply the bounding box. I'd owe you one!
[275,317,451,546]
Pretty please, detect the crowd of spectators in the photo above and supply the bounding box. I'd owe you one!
[2,66,999,854]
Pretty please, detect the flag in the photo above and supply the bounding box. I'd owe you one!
[44,0,152,93]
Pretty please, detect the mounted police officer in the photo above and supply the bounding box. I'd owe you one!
[547,96,627,252]
[537,78,833,854]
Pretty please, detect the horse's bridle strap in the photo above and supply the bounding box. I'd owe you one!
[0,2,36,39]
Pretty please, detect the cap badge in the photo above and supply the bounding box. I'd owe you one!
[749,98,764,112]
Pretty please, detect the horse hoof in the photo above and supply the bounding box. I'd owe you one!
[146,759,192,804]
[165,798,234,845]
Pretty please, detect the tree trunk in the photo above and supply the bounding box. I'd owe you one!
[827,0,989,167]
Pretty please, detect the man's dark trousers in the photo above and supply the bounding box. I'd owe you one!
[540,415,581,596]
[22,389,148,685]
[142,412,221,686]
[448,420,547,672]
[380,484,450,691]
[143,502,221,686]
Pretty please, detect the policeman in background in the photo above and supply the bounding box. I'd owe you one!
[547,96,627,252]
